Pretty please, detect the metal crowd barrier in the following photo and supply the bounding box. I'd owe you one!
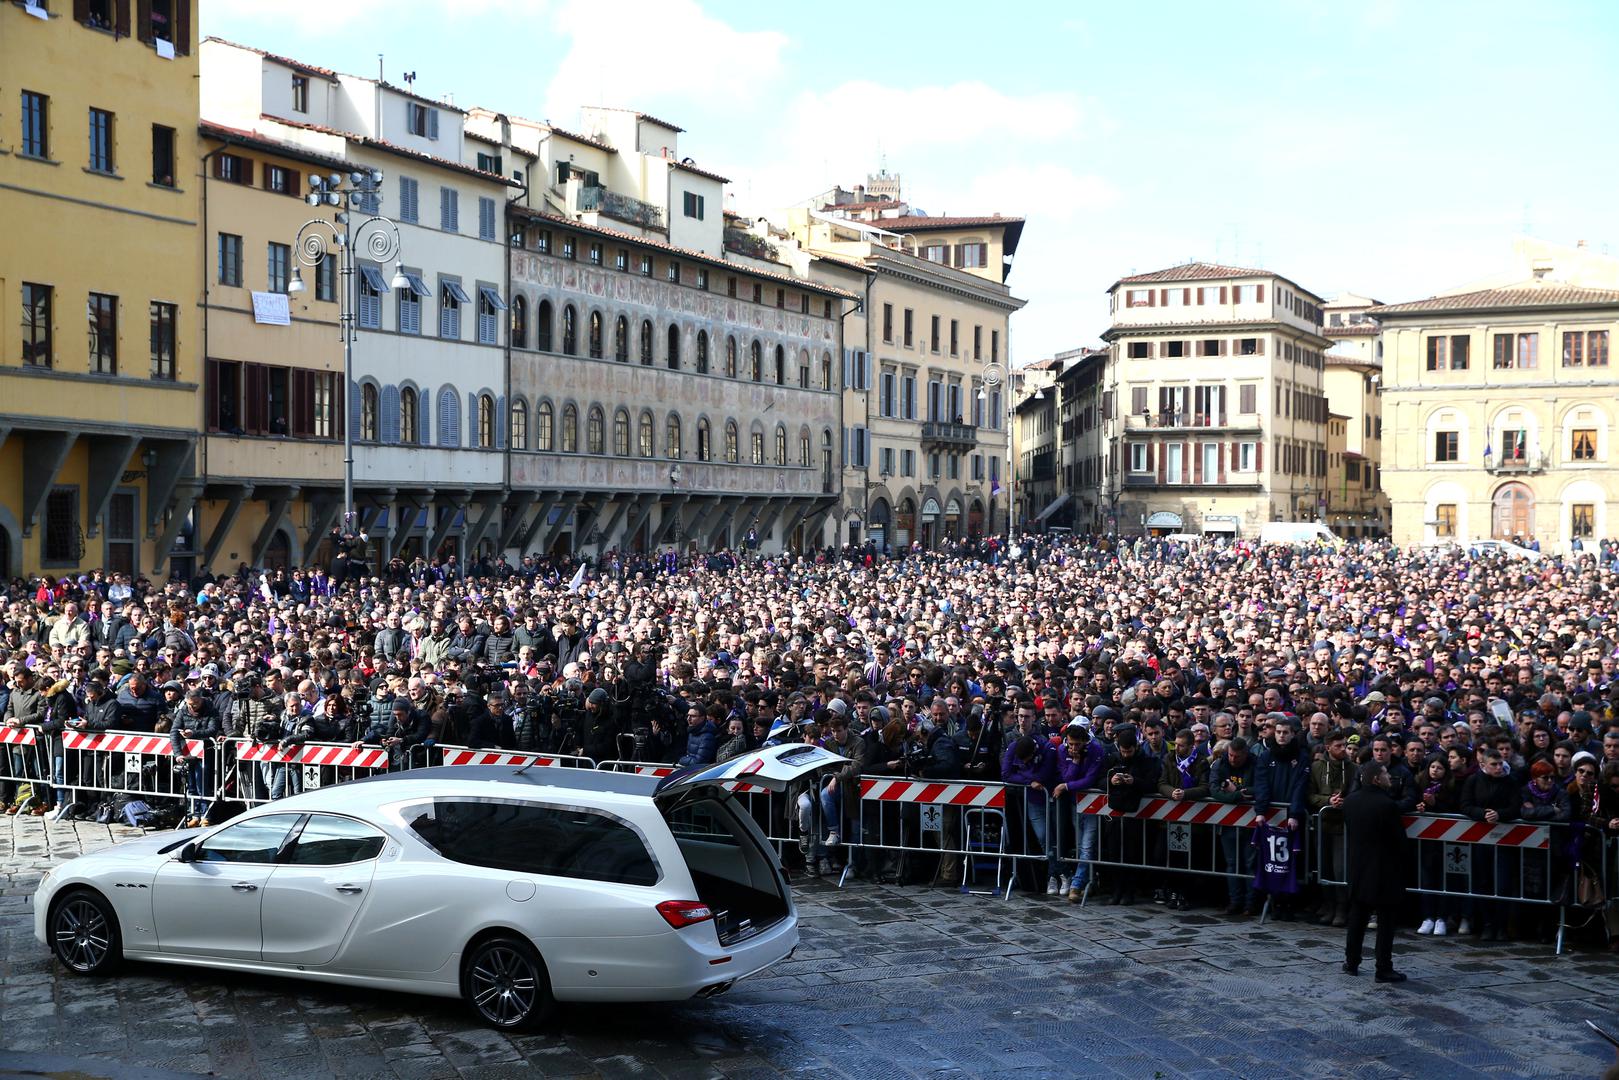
[223,737,391,807]
[1314,808,1581,954]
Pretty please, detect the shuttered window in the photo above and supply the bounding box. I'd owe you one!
[478,196,497,241]
[398,177,419,223]
[440,187,459,232]
[437,389,460,447]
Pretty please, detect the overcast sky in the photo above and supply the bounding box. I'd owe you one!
[206,0,1619,364]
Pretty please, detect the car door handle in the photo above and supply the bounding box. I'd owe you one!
[231,882,259,892]
[335,884,364,894]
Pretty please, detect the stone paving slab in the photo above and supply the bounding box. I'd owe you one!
[2,816,1615,1079]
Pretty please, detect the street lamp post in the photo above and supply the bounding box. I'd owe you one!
[286,169,408,533]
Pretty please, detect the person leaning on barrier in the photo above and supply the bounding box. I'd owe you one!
[1101,723,1161,906]
[2,666,47,814]
[1209,736,1260,916]
[1342,760,1408,983]
[1254,713,1312,921]
[357,696,429,769]
[1155,727,1210,910]
[1309,729,1356,928]
[1517,758,1572,943]
[1055,718,1106,903]
[1460,750,1521,941]
[171,689,222,828]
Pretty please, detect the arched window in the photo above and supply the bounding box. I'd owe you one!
[586,405,604,455]
[436,388,460,447]
[638,410,655,457]
[665,413,682,458]
[561,403,579,452]
[400,386,418,445]
[537,400,554,451]
[724,420,738,463]
[750,340,762,381]
[696,331,709,374]
[588,310,603,358]
[697,418,711,461]
[799,349,811,388]
[510,398,528,450]
[361,383,379,441]
[775,424,787,466]
[726,336,738,378]
[640,319,654,365]
[614,315,629,362]
[477,393,495,448]
[667,324,680,370]
[799,429,811,467]
[821,351,833,390]
[562,305,578,355]
[751,428,765,465]
[613,408,630,456]
[536,300,554,352]
[774,344,785,384]
[510,296,528,349]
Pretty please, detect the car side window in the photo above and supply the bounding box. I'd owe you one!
[287,815,387,866]
[196,814,302,864]
[406,800,658,886]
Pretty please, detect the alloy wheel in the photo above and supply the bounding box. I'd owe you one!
[53,897,112,973]
[468,944,540,1027]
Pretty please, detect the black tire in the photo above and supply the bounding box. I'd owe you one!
[48,888,122,976]
[462,935,553,1030]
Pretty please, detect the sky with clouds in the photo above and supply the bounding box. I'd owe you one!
[205,0,1619,364]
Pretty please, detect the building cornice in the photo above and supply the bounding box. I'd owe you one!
[1102,321,1334,349]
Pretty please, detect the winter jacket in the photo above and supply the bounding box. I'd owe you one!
[679,719,718,767]
[417,633,452,671]
[80,693,122,733]
[1518,780,1571,822]
[483,631,517,665]
[1460,770,1520,823]
[921,728,962,780]
[513,624,556,660]
[1208,752,1257,805]
[446,628,487,664]
[1002,737,1057,788]
[113,686,165,732]
[1055,739,1107,793]
[1254,738,1311,821]
[1101,748,1161,813]
[1158,752,1211,801]
[169,702,222,754]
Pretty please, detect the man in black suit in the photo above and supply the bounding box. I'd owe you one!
[1342,760,1407,983]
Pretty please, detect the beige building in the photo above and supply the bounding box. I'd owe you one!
[1101,263,1332,537]
[1372,278,1619,550]
[778,183,1026,550]
[1319,292,1389,537]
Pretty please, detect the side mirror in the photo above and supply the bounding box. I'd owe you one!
[176,841,198,863]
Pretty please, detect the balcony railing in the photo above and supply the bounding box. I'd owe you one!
[921,420,978,448]
[1486,451,1548,475]
[1124,411,1260,431]
[578,185,664,229]
[724,228,778,261]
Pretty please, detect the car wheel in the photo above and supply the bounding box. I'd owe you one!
[463,935,553,1030]
[49,889,122,976]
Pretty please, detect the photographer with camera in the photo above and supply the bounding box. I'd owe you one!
[581,686,620,764]
[1101,723,1161,905]
[171,688,222,826]
[356,695,430,769]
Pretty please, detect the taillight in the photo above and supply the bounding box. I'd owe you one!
[656,900,714,929]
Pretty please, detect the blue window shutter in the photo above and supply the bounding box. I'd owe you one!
[467,393,478,446]
[381,384,400,443]
[348,380,362,437]
[496,394,507,448]
[438,389,460,447]
[427,108,439,140]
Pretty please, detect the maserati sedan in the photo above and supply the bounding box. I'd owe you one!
[35,743,840,1028]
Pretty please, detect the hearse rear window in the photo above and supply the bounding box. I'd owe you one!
[405,799,658,886]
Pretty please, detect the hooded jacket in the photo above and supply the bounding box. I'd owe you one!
[1254,736,1311,821]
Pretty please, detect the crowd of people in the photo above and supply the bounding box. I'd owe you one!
[4,530,1619,950]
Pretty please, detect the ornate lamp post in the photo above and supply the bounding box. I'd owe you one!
[286,169,408,531]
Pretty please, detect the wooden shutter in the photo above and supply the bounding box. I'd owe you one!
[1218,442,1227,483]
[244,363,267,434]
[1147,289,1156,307]
[381,384,400,443]
[1256,284,1265,303]
[74,0,90,23]
[172,0,190,53]
[205,360,220,430]
[1158,289,1167,306]
[1254,440,1263,472]
[1256,338,1265,356]
[122,0,137,39]
[1192,442,1202,484]
[1219,287,1227,304]
[427,109,439,140]
[1218,384,1227,422]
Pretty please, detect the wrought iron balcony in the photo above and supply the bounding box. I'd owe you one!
[1485,451,1548,475]
[921,420,978,448]
[1124,411,1262,431]
[578,185,664,229]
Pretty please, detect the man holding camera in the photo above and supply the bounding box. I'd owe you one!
[1101,724,1161,905]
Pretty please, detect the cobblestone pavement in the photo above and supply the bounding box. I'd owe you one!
[2,816,1615,1080]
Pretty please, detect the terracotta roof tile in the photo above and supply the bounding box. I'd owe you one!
[1115,261,1270,285]
[511,206,859,301]
[669,159,729,184]
[1324,323,1379,335]
[587,106,685,133]
[1370,284,1619,316]
[853,214,1023,232]
[199,120,353,171]
[203,36,338,80]
[260,114,518,186]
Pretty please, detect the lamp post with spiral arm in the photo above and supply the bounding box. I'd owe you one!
[286,169,409,533]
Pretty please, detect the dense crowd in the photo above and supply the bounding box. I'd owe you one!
[4,531,1619,949]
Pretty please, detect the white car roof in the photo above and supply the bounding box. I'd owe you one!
[247,765,663,817]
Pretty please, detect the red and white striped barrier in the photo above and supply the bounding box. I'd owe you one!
[63,730,204,757]
[859,778,1006,808]
[0,726,38,746]
[233,740,388,769]
[1072,792,1284,828]
[440,748,595,769]
[1404,814,1550,850]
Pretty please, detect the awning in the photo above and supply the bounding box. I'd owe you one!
[358,265,388,292]
[402,272,431,298]
[442,280,472,304]
[478,284,508,311]
[1033,492,1070,522]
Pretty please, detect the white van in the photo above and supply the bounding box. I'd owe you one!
[1259,522,1340,547]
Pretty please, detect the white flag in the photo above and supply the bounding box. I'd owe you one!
[567,564,586,593]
